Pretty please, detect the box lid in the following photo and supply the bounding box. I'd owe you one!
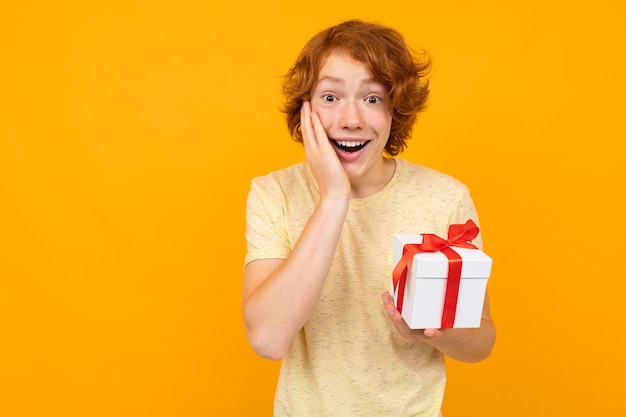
[393,234,492,279]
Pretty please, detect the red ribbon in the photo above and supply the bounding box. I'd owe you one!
[392,219,479,329]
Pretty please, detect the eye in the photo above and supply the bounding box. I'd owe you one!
[366,96,382,104]
[322,94,337,102]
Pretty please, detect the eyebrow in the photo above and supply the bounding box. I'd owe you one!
[316,75,380,85]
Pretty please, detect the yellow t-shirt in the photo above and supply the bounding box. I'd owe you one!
[245,158,482,417]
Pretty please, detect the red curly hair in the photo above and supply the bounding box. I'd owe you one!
[281,20,431,156]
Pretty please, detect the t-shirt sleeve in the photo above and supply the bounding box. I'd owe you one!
[244,176,292,268]
[448,186,484,250]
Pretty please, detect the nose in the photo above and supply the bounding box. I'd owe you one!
[339,99,364,130]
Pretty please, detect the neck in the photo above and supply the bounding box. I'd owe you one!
[349,158,396,199]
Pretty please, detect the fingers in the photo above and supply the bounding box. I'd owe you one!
[423,328,443,338]
[382,292,412,338]
[310,111,328,147]
[381,292,443,340]
[300,101,351,199]
[382,292,397,319]
[300,100,329,149]
[300,101,314,147]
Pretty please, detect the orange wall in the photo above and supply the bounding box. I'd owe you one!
[1,1,624,416]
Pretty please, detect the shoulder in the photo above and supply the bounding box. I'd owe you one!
[251,162,311,189]
[392,159,480,240]
[396,158,469,192]
[248,162,318,203]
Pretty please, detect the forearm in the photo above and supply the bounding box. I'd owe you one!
[427,317,496,363]
[242,196,349,360]
[383,290,496,363]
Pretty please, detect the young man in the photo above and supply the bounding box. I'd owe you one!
[242,20,495,416]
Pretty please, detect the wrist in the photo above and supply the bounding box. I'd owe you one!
[318,191,350,208]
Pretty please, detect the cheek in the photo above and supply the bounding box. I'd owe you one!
[373,113,392,134]
[312,108,333,130]
[385,119,393,135]
[384,113,393,133]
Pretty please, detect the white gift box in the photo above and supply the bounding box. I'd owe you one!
[390,234,492,329]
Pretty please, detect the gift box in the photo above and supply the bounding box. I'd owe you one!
[390,220,492,329]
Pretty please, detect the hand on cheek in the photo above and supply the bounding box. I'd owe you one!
[300,101,350,199]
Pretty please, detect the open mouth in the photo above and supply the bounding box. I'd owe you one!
[332,140,368,153]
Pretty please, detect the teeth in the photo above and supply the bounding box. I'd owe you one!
[336,140,366,147]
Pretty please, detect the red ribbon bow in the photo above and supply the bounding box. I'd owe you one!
[392,219,479,329]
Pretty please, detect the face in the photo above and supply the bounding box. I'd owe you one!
[310,51,393,189]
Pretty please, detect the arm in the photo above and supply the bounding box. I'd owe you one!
[242,102,350,360]
[381,290,496,363]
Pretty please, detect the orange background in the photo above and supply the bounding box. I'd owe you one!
[1,1,624,416]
